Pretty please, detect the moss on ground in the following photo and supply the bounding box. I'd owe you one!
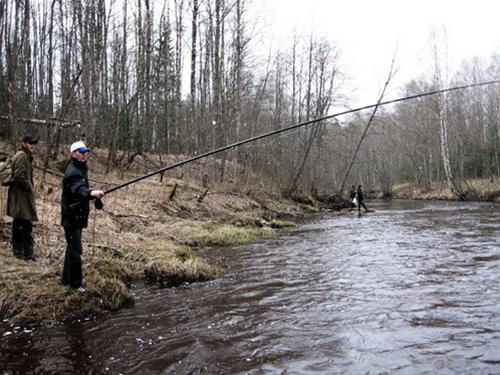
[189,223,275,248]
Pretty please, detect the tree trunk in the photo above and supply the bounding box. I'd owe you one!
[189,0,198,154]
[338,56,395,197]
[437,92,464,199]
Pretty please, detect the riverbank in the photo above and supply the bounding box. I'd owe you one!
[0,149,346,324]
[390,179,500,202]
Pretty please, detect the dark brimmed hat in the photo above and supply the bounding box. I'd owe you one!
[22,134,39,144]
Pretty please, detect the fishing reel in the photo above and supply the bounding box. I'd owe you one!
[94,198,104,210]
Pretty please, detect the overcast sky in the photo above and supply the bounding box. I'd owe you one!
[253,0,500,107]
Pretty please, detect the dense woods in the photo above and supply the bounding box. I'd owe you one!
[1,0,499,197]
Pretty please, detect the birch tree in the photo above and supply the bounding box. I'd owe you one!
[431,28,465,199]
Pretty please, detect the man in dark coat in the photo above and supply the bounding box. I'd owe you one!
[61,141,104,292]
[7,134,39,260]
[356,185,368,212]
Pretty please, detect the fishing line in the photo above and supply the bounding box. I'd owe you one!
[220,126,309,151]
[103,79,500,195]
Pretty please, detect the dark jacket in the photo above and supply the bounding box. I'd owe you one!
[356,187,364,202]
[61,158,92,228]
[7,147,38,221]
[350,187,356,199]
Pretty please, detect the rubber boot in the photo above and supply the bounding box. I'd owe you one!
[12,241,23,258]
[22,241,36,261]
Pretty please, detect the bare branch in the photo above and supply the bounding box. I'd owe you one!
[0,116,82,129]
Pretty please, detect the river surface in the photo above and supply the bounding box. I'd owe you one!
[1,200,499,374]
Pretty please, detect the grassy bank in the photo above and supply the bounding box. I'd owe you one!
[0,148,343,324]
[391,178,500,202]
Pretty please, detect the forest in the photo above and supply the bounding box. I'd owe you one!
[1,0,499,199]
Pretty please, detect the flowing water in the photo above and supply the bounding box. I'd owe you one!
[1,200,499,374]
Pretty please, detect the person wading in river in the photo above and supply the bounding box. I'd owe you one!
[7,134,39,260]
[61,141,105,293]
[356,185,368,212]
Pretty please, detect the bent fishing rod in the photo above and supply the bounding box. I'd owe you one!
[103,79,500,196]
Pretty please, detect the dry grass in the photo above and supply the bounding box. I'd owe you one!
[392,178,500,202]
[189,223,275,247]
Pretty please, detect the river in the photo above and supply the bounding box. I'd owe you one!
[1,200,499,374]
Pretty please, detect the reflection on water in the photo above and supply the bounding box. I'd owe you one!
[1,200,499,374]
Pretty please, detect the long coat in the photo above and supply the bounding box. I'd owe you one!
[7,147,38,221]
[61,158,92,228]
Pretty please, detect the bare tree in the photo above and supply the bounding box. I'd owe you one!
[287,37,341,195]
[338,54,396,197]
[431,28,465,199]
[188,0,198,153]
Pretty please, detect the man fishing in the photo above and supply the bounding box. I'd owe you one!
[60,141,105,293]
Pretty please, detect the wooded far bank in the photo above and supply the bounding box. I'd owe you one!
[1,0,499,198]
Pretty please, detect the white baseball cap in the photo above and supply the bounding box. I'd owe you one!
[70,141,91,153]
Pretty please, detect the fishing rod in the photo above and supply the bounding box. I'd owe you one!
[103,79,500,196]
